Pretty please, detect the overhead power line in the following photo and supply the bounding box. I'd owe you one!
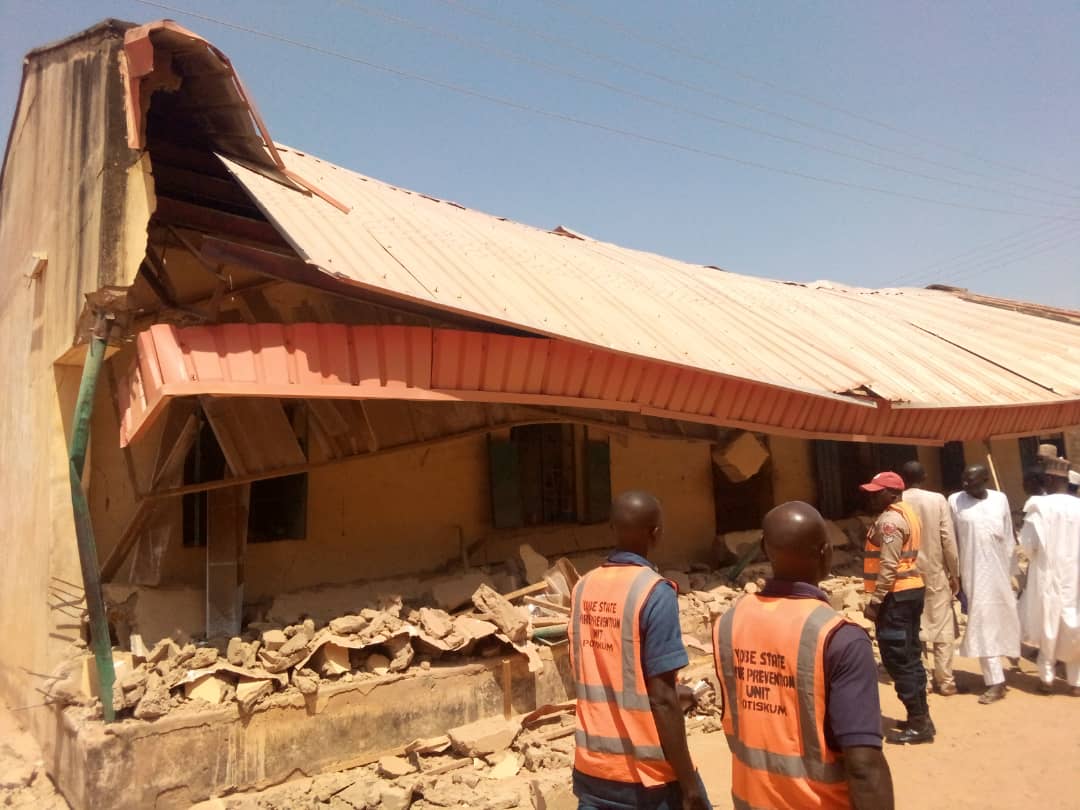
[335,0,1079,210]
[434,0,1080,205]
[133,0,1080,222]
[891,219,1071,286]
[537,0,1080,195]
[936,226,1080,285]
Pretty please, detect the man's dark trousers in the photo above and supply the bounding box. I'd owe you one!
[876,588,929,718]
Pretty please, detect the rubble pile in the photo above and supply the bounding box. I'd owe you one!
[191,686,719,810]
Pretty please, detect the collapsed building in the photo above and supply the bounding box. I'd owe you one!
[1,18,1079,810]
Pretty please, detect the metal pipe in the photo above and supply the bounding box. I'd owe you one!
[68,316,116,722]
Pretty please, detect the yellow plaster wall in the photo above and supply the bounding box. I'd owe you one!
[91,427,719,603]
[768,436,817,506]
[0,28,147,719]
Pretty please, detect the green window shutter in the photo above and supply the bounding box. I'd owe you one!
[584,440,611,524]
[489,438,523,529]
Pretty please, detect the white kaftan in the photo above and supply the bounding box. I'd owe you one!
[1019,494,1080,665]
[949,490,1020,658]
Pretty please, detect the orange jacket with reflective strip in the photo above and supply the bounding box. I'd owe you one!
[568,564,678,787]
[863,501,924,594]
[713,594,852,810]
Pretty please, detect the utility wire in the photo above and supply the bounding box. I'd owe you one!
[334,0,1079,210]
[133,0,1080,222]
[892,219,1072,286]
[936,226,1080,285]
[433,0,1080,205]
[538,0,1080,195]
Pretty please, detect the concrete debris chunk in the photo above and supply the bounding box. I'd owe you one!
[472,584,528,645]
[378,755,417,778]
[278,631,311,657]
[712,431,769,482]
[329,614,369,635]
[236,678,274,712]
[518,544,550,585]
[529,779,576,810]
[261,629,287,651]
[292,667,320,696]
[379,784,413,810]
[184,673,228,704]
[311,771,355,803]
[302,618,317,639]
[486,752,522,780]
[133,672,171,720]
[386,635,415,673]
[430,572,493,612]
[418,607,454,640]
[377,595,404,618]
[336,778,380,809]
[226,637,246,666]
[314,642,352,677]
[187,646,219,670]
[448,715,521,757]
[365,653,391,676]
[145,638,179,665]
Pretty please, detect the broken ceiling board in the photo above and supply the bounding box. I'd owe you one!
[712,431,769,482]
[202,396,306,475]
[206,485,249,639]
[306,399,367,458]
[360,399,424,448]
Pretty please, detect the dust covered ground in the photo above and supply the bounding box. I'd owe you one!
[694,653,1080,810]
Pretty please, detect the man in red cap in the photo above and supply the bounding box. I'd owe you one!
[860,471,934,744]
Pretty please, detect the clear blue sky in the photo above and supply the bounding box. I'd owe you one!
[3,0,1078,307]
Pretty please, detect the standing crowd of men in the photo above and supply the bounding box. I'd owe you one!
[566,445,1079,809]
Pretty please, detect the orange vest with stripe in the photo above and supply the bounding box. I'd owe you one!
[713,595,852,810]
[863,502,924,594]
[569,564,678,787]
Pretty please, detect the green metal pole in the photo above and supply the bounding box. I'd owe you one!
[68,316,115,722]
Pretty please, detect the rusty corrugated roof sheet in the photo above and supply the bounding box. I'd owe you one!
[219,149,1080,413]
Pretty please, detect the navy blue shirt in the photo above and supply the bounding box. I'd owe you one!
[573,551,694,805]
[758,580,883,750]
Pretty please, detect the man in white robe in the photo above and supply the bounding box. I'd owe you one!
[949,464,1019,704]
[1018,460,1080,696]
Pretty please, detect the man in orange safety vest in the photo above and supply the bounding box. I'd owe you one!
[714,501,894,810]
[569,490,710,810]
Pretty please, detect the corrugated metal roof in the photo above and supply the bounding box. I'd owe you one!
[219,150,1080,414]
[119,322,1080,448]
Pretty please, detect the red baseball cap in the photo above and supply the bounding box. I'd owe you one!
[860,471,905,492]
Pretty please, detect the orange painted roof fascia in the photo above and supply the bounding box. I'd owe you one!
[117,324,1080,449]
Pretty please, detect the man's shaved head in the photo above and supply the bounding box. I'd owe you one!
[899,460,926,488]
[762,501,831,584]
[610,490,663,557]
[962,464,990,499]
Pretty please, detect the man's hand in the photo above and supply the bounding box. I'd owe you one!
[863,601,881,622]
[681,778,711,810]
[646,672,711,809]
[949,576,960,596]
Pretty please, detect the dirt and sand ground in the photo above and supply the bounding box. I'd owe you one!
[2,653,1077,809]
[695,654,1080,809]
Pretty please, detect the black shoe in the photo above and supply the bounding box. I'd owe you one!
[978,684,1007,704]
[888,715,935,744]
[896,717,936,734]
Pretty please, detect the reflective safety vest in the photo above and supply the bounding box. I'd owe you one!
[713,595,852,810]
[863,501,924,594]
[568,564,678,786]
